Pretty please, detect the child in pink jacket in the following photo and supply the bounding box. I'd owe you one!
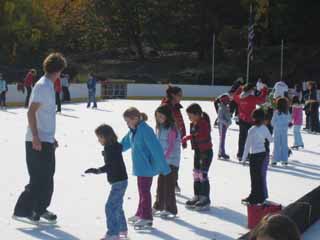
[291,96,304,149]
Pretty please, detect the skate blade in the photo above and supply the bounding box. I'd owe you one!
[12,216,40,226]
[134,224,153,231]
[185,205,196,210]
[194,206,211,212]
[160,214,177,220]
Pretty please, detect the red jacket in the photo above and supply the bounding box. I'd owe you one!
[185,118,212,152]
[161,98,186,138]
[233,87,268,124]
[54,78,62,93]
[24,72,34,87]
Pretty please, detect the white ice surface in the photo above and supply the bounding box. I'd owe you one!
[0,100,319,240]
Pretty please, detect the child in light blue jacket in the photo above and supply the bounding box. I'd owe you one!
[121,107,170,228]
[153,105,181,217]
[271,98,291,165]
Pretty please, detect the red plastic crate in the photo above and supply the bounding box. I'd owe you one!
[247,202,282,229]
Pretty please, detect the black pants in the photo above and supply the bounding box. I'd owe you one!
[249,152,266,204]
[310,102,319,132]
[237,120,253,158]
[194,149,213,199]
[25,87,32,108]
[14,142,56,217]
[56,92,61,112]
[230,100,238,117]
[62,87,70,102]
[0,92,6,107]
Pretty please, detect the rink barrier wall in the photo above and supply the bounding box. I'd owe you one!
[5,83,229,105]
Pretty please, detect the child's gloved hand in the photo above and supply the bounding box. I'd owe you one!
[85,168,100,174]
[288,122,293,128]
[182,142,187,149]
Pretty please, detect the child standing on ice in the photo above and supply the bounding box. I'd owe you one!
[271,98,291,166]
[121,107,171,229]
[241,108,273,205]
[85,124,128,240]
[153,105,181,218]
[182,103,213,210]
[291,96,304,150]
[217,94,232,160]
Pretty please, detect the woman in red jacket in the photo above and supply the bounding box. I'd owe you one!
[161,86,186,193]
[54,77,62,113]
[233,83,268,161]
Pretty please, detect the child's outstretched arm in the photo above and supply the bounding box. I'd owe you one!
[120,132,131,152]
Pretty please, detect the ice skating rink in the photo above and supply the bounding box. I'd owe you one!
[1,100,319,240]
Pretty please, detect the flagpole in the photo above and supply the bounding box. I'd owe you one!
[246,4,253,84]
[280,39,284,81]
[212,33,215,85]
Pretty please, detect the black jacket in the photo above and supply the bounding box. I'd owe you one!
[99,142,128,184]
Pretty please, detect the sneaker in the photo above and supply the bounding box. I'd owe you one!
[128,215,140,224]
[41,210,57,222]
[185,195,200,209]
[194,196,211,211]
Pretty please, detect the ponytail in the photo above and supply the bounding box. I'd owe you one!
[123,107,148,121]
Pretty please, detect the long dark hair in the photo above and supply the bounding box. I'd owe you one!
[95,124,118,145]
[276,98,289,115]
[166,86,182,101]
[292,96,300,105]
[155,105,176,130]
[186,103,211,128]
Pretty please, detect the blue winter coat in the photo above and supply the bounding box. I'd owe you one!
[121,121,171,177]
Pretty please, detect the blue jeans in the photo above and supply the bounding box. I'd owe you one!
[105,180,128,236]
[293,125,304,147]
[87,90,97,107]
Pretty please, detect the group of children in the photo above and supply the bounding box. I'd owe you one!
[85,86,213,240]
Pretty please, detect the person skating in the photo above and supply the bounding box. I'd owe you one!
[0,73,8,110]
[161,85,186,194]
[241,109,273,205]
[153,105,181,218]
[13,53,67,224]
[233,83,268,161]
[85,124,129,240]
[121,107,170,229]
[182,104,213,211]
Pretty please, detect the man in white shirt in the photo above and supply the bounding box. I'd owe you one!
[13,53,67,224]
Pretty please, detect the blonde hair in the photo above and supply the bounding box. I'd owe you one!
[123,107,148,121]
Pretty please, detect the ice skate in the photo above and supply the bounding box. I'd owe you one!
[12,212,40,225]
[218,153,230,160]
[133,219,153,230]
[185,195,199,209]
[160,210,177,219]
[194,196,211,211]
[128,215,140,225]
[40,210,57,224]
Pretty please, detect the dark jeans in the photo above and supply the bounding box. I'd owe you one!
[87,90,97,108]
[62,87,71,102]
[153,165,178,215]
[249,152,266,204]
[310,102,319,132]
[56,92,61,112]
[237,120,253,159]
[25,86,32,108]
[193,149,213,199]
[14,142,56,217]
[0,92,6,107]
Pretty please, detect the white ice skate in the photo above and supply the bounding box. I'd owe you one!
[133,219,153,230]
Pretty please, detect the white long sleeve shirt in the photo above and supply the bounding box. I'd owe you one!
[242,125,273,162]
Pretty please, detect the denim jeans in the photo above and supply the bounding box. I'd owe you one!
[105,180,128,236]
[87,90,97,107]
[293,125,304,147]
